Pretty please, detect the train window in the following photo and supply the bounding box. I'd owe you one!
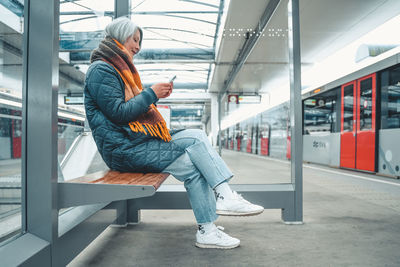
[359,78,373,130]
[381,67,400,129]
[342,85,354,132]
[303,92,337,134]
[0,117,11,138]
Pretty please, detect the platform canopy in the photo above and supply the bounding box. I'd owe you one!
[3,0,400,129]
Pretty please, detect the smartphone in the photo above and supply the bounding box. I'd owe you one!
[169,75,177,83]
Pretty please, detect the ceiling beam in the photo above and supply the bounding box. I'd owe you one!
[179,0,219,9]
[142,83,207,90]
[219,0,280,100]
[143,27,214,38]
[68,48,214,62]
[59,11,218,16]
[158,92,211,104]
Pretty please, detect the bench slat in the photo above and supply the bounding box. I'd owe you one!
[66,170,169,190]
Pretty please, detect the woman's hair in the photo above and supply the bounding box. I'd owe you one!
[105,17,143,48]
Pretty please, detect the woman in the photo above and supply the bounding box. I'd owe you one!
[84,17,264,249]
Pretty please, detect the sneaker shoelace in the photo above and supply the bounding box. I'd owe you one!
[232,191,251,204]
[214,226,232,241]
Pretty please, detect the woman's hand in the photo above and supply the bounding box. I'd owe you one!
[151,83,173,99]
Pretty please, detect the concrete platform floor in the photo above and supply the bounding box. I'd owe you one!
[68,150,400,267]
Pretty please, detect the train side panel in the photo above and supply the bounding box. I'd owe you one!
[303,133,340,167]
[378,129,400,177]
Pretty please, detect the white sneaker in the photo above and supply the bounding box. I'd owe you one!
[195,225,240,249]
[216,191,264,216]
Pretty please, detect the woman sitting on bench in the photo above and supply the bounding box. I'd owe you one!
[84,17,264,249]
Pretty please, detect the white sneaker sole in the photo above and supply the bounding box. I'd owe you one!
[195,242,240,249]
[216,209,264,216]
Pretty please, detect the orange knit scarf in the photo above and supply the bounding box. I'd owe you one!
[91,37,171,142]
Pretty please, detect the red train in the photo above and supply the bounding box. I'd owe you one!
[222,51,400,178]
[0,93,85,161]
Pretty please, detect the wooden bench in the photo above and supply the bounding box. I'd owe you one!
[57,170,170,209]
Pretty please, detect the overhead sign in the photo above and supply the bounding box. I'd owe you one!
[304,99,316,106]
[238,95,261,104]
[64,96,84,105]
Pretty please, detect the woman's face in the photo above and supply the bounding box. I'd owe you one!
[123,30,141,59]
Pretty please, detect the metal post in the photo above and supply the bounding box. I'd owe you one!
[115,0,131,18]
[218,94,222,155]
[287,0,303,223]
[21,0,29,235]
[23,0,60,260]
[210,93,219,148]
[84,118,91,132]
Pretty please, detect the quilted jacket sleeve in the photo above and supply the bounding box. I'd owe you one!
[86,61,158,125]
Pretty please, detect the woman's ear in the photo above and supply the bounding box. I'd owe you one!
[138,27,143,48]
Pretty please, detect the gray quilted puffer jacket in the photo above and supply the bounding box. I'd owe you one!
[84,61,184,173]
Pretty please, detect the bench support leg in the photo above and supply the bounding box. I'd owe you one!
[112,200,128,227]
[127,201,141,224]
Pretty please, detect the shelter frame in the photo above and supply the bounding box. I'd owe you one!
[0,0,302,265]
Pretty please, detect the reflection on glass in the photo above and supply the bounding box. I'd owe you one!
[131,0,218,49]
[57,121,84,164]
[304,92,337,134]
[359,78,373,130]
[60,0,113,32]
[58,1,109,182]
[0,1,24,244]
[221,103,291,184]
[386,85,400,128]
[343,85,354,132]
[129,0,220,132]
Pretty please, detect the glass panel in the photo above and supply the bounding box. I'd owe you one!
[0,0,24,244]
[343,84,354,132]
[221,0,291,184]
[58,1,109,183]
[57,1,111,215]
[359,78,373,131]
[222,102,291,183]
[130,0,221,134]
[381,67,400,129]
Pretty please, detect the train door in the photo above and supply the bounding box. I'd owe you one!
[11,111,22,159]
[286,117,291,160]
[356,74,376,171]
[340,81,357,168]
[260,125,270,156]
[340,74,376,171]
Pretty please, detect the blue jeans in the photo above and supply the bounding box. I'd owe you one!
[162,129,233,224]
